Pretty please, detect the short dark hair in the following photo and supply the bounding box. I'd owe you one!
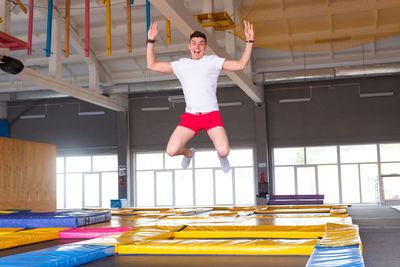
[190,31,207,44]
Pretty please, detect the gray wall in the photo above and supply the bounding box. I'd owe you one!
[130,87,257,151]
[265,75,400,148]
[7,98,119,156]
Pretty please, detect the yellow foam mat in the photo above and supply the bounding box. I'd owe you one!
[320,223,362,248]
[76,228,175,247]
[175,225,325,239]
[160,208,213,215]
[0,228,24,235]
[255,208,331,214]
[0,228,68,250]
[117,238,318,255]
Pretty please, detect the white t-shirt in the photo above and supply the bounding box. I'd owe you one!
[171,55,225,114]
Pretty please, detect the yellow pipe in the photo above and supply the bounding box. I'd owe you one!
[15,0,28,14]
[166,19,171,44]
[106,0,111,55]
[64,0,70,58]
[126,0,132,53]
[102,0,106,5]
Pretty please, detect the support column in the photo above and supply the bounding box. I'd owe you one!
[201,0,215,35]
[254,85,269,205]
[117,111,130,202]
[0,102,8,137]
[224,0,236,58]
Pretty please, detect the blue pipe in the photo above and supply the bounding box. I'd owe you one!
[131,0,134,4]
[46,0,53,57]
[146,0,150,34]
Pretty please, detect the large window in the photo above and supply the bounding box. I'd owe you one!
[273,144,384,204]
[57,155,118,209]
[134,148,255,207]
[273,143,400,204]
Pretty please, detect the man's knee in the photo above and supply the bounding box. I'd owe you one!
[217,146,230,158]
[166,146,179,157]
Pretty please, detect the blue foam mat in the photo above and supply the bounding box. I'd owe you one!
[0,210,111,228]
[0,244,114,266]
[306,244,365,267]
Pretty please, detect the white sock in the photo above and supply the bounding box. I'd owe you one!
[181,148,195,169]
[219,157,230,173]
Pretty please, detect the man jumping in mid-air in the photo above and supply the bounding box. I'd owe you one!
[146,20,254,173]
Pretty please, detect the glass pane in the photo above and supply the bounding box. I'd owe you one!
[136,171,155,207]
[66,173,82,209]
[56,174,64,209]
[341,165,361,203]
[360,164,379,203]
[93,155,118,172]
[383,176,400,200]
[101,172,118,208]
[165,153,184,169]
[229,149,253,167]
[340,145,377,163]
[84,174,100,207]
[195,169,214,206]
[66,156,91,172]
[274,167,295,195]
[156,171,173,206]
[381,163,400,175]
[215,170,233,204]
[274,147,304,166]
[317,165,339,203]
[175,170,193,206]
[380,144,400,162]
[297,167,316,194]
[306,146,337,164]
[56,157,64,173]
[136,153,163,170]
[195,151,219,168]
[235,168,255,205]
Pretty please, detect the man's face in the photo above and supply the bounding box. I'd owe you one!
[189,37,207,60]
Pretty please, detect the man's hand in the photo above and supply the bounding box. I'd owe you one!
[243,20,254,41]
[148,21,159,40]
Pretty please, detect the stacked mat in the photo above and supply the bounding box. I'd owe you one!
[0,210,111,228]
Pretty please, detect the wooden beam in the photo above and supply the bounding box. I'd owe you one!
[149,0,263,103]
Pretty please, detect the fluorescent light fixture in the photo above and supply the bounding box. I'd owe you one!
[78,111,106,116]
[168,95,185,104]
[20,114,46,119]
[279,97,312,103]
[141,107,170,112]
[359,92,394,98]
[218,101,243,107]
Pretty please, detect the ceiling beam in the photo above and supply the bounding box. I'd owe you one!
[149,0,263,103]
[15,67,128,111]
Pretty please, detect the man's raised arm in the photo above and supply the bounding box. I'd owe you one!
[222,20,254,72]
[146,21,173,74]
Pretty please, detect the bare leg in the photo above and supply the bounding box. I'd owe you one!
[207,126,230,173]
[207,126,230,158]
[166,126,196,158]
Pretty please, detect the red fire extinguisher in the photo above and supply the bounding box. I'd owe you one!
[260,172,265,183]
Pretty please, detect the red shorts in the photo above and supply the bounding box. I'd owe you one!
[178,111,224,135]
